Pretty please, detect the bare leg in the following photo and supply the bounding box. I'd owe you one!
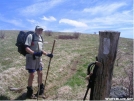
[37,70,43,85]
[28,73,35,87]
[27,72,37,99]
[36,70,45,97]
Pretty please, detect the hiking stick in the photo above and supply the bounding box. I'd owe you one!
[44,40,56,93]
[37,43,41,101]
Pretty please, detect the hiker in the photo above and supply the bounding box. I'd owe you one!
[25,26,53,98]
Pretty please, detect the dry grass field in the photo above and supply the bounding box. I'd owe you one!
[0,30,133,100]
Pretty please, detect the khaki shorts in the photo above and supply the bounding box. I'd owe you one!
[26,56,43,70]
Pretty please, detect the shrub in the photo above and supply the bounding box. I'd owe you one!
[0,30,5,39]
[44,30,53,36]
[58,35,74,39]
[58,32,80,40]
[73,32,80,39]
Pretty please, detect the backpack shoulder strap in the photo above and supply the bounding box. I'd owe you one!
[32,33,35,42]
[25,31,34,44]
[87,62,95,75]
[41,36,43,42]
[32,33,43,42]
[90,64,95,74]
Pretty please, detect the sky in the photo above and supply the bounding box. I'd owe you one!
[0,0,133,39]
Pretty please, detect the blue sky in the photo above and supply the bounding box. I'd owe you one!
[0,0,133,39]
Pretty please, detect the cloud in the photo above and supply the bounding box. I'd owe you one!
[0,15,24,27]
[27,19,36,23]
[41,16,56,21]
[27,19,39,24]
[83,2,127,15]
[7,20,22,26]
[27,19,47,30]
[68,4,132,37]
[20,0,64,16]
[59,19,88,28]
[101,11,131,25]
[81,8,132,29]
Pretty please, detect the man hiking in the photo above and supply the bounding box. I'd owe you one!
[25,26,53,99]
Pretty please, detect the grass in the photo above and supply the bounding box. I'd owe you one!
[0,31,133,100]
[0,95,10,100]
[65,68,87,88]
[65,61,88,88]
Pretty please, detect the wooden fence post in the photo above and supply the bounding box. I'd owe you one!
[91,31,120,100]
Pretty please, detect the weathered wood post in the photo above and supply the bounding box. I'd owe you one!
[91,31,120,100]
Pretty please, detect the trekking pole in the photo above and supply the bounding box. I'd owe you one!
[37,43,40,101]
[44,40,56,93]
[83,84,90,100]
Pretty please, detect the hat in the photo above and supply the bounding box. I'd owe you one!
[35,26,43,30]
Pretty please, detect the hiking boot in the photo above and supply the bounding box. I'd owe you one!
[35,83,45,98]
[26,86,37,99]
[39,83,44,95]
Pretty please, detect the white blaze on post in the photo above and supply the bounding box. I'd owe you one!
[103,38,110,54]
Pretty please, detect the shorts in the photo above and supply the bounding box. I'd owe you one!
[26,55,43,72]
[27,67,42,73]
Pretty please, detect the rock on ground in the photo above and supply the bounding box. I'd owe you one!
[110,86,128,98]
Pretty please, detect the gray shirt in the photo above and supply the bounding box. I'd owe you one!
[25,33,43,57]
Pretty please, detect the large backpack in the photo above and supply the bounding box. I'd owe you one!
[87,62,99,88]
[15,31,35,56]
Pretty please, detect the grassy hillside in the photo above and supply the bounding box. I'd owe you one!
[0,30,133,100]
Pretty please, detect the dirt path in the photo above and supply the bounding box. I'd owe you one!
[5,55,81,100]
[44,56,81,100]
